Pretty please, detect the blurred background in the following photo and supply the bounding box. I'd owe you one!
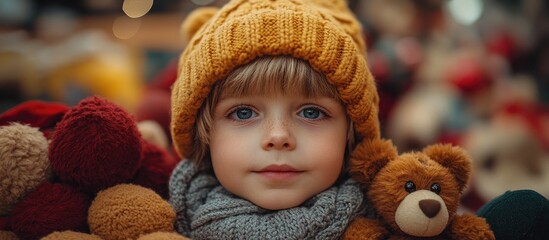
[0,0,547,212]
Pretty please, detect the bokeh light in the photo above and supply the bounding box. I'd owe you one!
[448,0,484,25]
[123,0,154,18]
[112,16,142,39]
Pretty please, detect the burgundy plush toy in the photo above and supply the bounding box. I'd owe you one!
[49,96,144,193]
[9,182,91,239]
[133,141,178,199]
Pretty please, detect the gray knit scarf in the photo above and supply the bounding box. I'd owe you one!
[169,160,364,240]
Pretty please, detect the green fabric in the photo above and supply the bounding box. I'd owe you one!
[477,190,549,240]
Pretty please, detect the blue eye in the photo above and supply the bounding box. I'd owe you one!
[299,107,325,119]
[230,107,256,120]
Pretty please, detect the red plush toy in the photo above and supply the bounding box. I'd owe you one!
[0,100,69,138]
[10,182,91,239]
[49,96,144,193]
[133,141,178,199]
[1,96,180,239]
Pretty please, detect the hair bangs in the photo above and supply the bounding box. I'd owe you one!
[218,55,339,100]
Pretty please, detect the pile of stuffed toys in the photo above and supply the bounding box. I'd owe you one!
[0,96,188,240]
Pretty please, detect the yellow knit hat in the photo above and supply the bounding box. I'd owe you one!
[171,0,379,158]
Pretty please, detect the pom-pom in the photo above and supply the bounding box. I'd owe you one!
[0,123,51,215]
[42,231,101,240]
[138,232,190,240]
[49,96,143,193]
[181,7,219,43]
[133,141,178,199]
[88,184,176,240]
[10,182,91,240]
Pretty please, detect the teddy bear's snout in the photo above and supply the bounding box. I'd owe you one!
[395,190,449,237]
[419,199,441,218]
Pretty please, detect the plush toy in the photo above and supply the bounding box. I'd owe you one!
[49,96,144,193]
[0,231,18,240]
[138,120,170,150]
[10,182,91,239]
[42,231,102,240]
[133,141,178,199]
[0,100,69,138]
[42,184,189,240]
[0,102,69,237]
[87,184,182,240]
[1,96,182,239]
[385,84,462,152]
[137,232,190,240]
[461,102,549,211]
[344,139,494,239]
[0,123,51,216]
[42,230,190,240]
[135,89,172,144]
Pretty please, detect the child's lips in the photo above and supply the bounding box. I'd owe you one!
[253,164,304,180]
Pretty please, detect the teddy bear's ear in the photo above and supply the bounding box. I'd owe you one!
[422,144,472,192]
[349,139,398,187]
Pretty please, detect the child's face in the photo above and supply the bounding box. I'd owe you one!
[209,93,348,210]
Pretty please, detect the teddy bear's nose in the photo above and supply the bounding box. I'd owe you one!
[419,199,441,218]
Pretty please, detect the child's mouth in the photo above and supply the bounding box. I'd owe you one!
[253,164,304,180]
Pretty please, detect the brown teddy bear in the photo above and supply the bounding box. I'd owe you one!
[344,139,495,240]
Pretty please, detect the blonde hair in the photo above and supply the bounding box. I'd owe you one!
[190,55,355,165]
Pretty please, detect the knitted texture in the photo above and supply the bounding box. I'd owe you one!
[88,184,176,240]
[169,160,363,239]
[477,189,549,240]
[0,123,51,215]
[49,96,143,193]
[132,141,178,199]
[10,182,91,240]
[171,0,379,159]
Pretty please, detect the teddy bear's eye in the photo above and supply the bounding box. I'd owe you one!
[404,181,416,193]
[430,183,441,194]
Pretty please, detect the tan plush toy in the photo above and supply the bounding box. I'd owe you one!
[344,139,494,240]
[87,184,186,240]
[42,184,190,240]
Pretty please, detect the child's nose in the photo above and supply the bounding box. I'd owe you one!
[262,119,296,151]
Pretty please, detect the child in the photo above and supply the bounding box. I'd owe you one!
[169,0,549,239]
[169,0,379,238]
